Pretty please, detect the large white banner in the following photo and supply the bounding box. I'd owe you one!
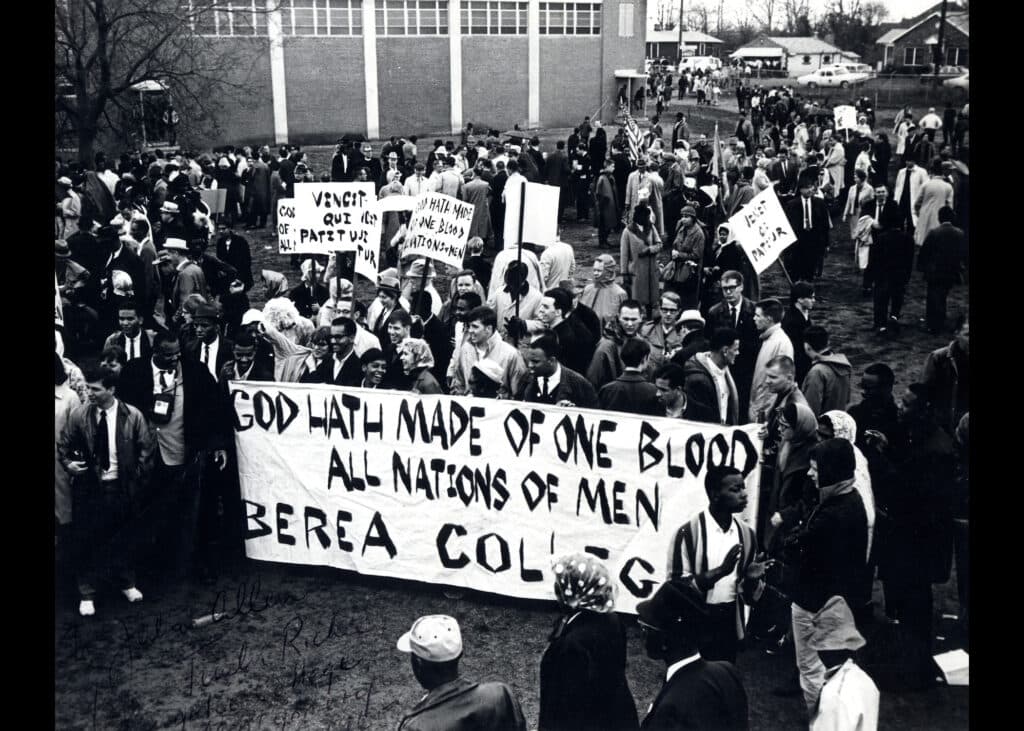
[729,186,798,275]
[231,382,763,614]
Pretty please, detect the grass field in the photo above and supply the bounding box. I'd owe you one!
[55,102,969,730]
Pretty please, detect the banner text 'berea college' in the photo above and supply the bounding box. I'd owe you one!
[231,382,764,614]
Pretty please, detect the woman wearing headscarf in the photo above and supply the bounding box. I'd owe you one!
[379,171,406,253]
[619,203,661,317]
[702,222,760,309]
[260,269,289,300]
[538,554,639,731]
[399,338,442,394]
[766,402,819,551]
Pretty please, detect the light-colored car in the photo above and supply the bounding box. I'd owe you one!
[943,72,969,92]
[796,67,870,88]
[678,56,722,73]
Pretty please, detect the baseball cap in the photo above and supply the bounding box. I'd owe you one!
[396,615,463,662]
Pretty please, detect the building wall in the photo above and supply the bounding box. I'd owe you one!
[376,39,452,137]
[206,38,277,147]
[462,37,529,131]
[283,38,367,142]
[539,38,603,127]
[892,21,969,68]
[599,0,648,125]
[787,52,840,75]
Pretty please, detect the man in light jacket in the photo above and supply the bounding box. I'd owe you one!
[749,298,794,423]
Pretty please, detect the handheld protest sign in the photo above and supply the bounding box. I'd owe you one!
[230,382,764,615]
[503,182,560,248]
[404,192,475,270]
[55,272,64,328]
[728,186,798,275]
[200,188,227,215]
[833,105,857,131]
[289,182,380,255]
[276,198,300,254]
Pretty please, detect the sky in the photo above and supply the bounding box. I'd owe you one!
[649,0,953,27]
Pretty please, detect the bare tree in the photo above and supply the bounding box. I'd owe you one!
[55,1,278,164]
[782,0,813,34]
[686,2,712,33]
[745,0,778,32]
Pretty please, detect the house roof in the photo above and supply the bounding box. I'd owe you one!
[885,11,970,44]
[646,28,723,44]
[766,36,844,55]
[680,30,723,44]
[730,47,785,59]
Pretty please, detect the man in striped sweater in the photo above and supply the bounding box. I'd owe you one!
[666,466,771,663]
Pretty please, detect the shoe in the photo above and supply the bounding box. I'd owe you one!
[79,600,96,617]
[122,586,144,603]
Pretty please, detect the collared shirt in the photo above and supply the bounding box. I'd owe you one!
[665,653,702,682]
[200,337,220,380]
[234,362,255,381]
[702,354,731,424]
[151,360,178,391]
[541,363,562,397]
[96,399,120,481]
[403,174,430,197]
[333,350,355,381]
[703,509,740,605]
[123,333,142,361]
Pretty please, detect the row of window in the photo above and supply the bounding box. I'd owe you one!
[903,46,968,66]
[188,0,602,36]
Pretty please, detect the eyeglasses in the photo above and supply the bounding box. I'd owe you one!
[721,284,741,292]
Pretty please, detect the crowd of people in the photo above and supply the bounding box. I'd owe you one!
[55,87,968,728]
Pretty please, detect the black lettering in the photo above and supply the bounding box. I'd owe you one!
[520,471,546,511]
[666,437,687,478]
[336,510,354,551]
[429,404,449,449]
[596,420,616,468]
[686,434,706,475]
[636,484,661,530]
[576,478,612,524]
[503,410,529,455]
[280,616,303,661]
[730,429,760,476]
[638,422,663,473]
[276,503,296,545]
[491,468,509,509]
[393,452,412,494]
[275,391,299,433]
[519,539,543,582]
[362,511,397,559]
[363,402,384,439]
[619,556,658,598]
[468,406,485,456]
[304,507,330,549]
[584,545,610,559]
[243,500,272,539]
[253,390,275,430]
[232,390,253,431]
[612,481,630,524]
[707,434,731,470]
[327,448,365,492]
[476,533,511,573]
[397,399,429,442]
[437,524,470,569]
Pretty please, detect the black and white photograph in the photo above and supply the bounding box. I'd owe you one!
[54,0,970,728]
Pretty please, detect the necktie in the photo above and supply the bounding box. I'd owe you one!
[804,198,811,230]
[203,344,210,366]
[96,409,110,472]
[127,337,135,360]
[730,305,738,327]
[542,377,550,398]
[875,205,880,225]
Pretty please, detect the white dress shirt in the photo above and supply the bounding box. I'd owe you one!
[540,364,562,397]
[200,337,220,380]
[96,399,119,481]
[665,653,702,682]
[701,354,731,424]
[703,509,740,605]
[123,333,142,361]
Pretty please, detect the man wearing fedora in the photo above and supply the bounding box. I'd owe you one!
[395,615,526,731]
[163,237,208,323]
[98,224,146,337]
[637,579,749,730]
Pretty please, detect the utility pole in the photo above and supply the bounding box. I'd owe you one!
[934,0,948,85]
[678,0,686,64]
[718,0,724,36]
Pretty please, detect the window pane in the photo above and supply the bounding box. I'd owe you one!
[293,7,315,33]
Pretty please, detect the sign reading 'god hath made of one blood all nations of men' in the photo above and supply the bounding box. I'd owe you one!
[230,382,764,614]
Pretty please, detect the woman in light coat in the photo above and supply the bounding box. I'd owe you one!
[913,160,955,246]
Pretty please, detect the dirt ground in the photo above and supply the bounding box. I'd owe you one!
[55,103,969,730]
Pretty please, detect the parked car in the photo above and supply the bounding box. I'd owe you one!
[796,67,869,88]
[943,72,969,92]
[679,56,722,73]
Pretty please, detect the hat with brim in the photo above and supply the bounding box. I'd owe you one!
[161,201,180,214]
[240,309,265,326]
[163,237,189,252]
[636,579,709,633]
[55,240,71,259]
[679,309,705,328]
[680,205,697,218]
[396,615,463,663]
[57,176,73,187]
[193,303,220,322]
[404,258,436,279]
[377,274,401,294]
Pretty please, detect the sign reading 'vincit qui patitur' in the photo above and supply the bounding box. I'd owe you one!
[230,382,764,614]
[280,182,381,255]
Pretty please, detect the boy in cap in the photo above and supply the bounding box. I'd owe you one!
[808,596,878,730]
[637,580,750,730]
[396,615,526,731]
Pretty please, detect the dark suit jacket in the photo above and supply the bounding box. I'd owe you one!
[104,330,155,362]
[105,247,146,305]
[781,306,812,384]
[215,233,253,289]
[288,283,330,320]
[303,351,362,387]
[544,150,571,187]
[784,196,830,251]
[598,373,661,416]
[185,337,235,383]
[522,365,599,409]
[117,357,227,456]
[641,659,749,731]
[539,611,639,731]
[770,159,799,195]
[705,298,758,396]
[863,199,914,283]
[331,151,351,182]
[552,318,594,376]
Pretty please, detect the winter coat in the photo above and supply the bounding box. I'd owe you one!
[802,352,852,416]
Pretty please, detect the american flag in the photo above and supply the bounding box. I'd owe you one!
[622,108,647,165]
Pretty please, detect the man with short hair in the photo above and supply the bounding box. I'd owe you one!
[309,317,363,387]
[448,306,527,398]
[58,366,154,617]
[669,309,710,367]
[749,299,795,423]
[404,162,431,197]
[653,363,689,419]
[587,300,645,389]
[396,615,527,731]
[921,311,969,434]
[640,292,685,374]
[536,287,592,375]
[683,327,741,425]
[185,303,233,382]
[215,221,254,291]
[219,329,273,384]
[783,173,831,282]
[802,325,852,416]
[597,338,661,416]
[781,280,816,383]
[103,300,155,362]
[893,157,928,233]
[917,206,967,334]
[666,465,769,663]
[521,332,598,408]
[637,580,750,730]
[864,184,914,334]
[164,238,208,319]
[539,236,576,291]
[544,141,571,221]
[847,363,901,446]
[705,271,758,420]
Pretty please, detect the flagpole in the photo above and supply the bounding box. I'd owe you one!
[513,180,527,347]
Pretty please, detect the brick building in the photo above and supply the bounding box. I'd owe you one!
[875,5,969,72]
[188,0,647,146]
